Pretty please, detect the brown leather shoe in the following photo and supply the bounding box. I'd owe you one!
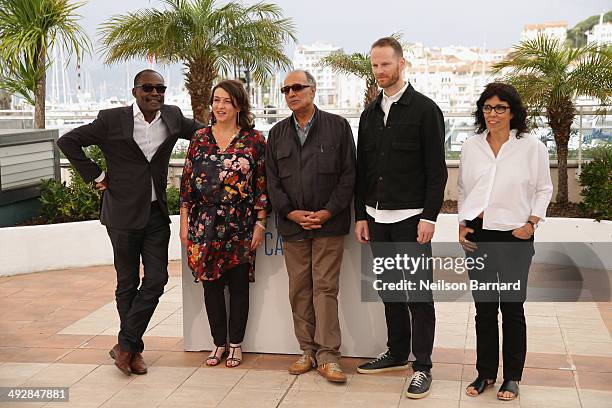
[288,353,316,375]
[109,344,132,376]
[130,352,148,374]
[317,362,347,383]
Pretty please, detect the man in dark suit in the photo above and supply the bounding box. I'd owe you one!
[58,69,201,375]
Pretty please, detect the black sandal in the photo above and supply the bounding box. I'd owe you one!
[465,377,495,396]
[205,345,227,367]
[497,380,519,401]
[226,343,242,368]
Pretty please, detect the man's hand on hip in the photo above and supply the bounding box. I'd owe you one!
[417,220,435,244]
[95,175,109,191]
[354,220,370,244]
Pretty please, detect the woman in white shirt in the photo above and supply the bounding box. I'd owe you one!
[458,83,553,401]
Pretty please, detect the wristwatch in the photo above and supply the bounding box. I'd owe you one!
[526,220,538,230]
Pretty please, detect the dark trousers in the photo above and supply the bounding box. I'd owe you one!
[465,218,534,381]
[367,214,435,372]
[106,202,170,353]
[202,263,250,347]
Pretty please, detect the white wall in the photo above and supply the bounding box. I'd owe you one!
[1,214,610,277]
[0,215,182,276]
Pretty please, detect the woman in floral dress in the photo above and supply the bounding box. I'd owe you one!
[179,80,267,368]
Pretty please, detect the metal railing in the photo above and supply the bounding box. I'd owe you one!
[1,106,610,168]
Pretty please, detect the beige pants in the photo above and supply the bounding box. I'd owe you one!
[283,235,344,364]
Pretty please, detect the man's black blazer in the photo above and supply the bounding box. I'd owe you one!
[58,104,201,229]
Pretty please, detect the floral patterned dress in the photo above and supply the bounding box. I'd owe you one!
[180,126,268,282]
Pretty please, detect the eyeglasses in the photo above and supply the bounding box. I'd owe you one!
[482,104,510,114]
[280,84,311,94]
[134,84,167,93]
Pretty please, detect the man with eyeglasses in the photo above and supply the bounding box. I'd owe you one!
[266,70,356,383]
[58,69,202,376]
[354,37,447,399]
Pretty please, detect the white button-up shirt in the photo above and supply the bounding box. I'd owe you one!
[457,129,553,231]
[366,81,433,224]
[95,102,169,202]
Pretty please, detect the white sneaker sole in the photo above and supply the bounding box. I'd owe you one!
[405,385,432,399]
[356,362,410,374]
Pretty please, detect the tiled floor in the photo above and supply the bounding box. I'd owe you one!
[0,262,610,407]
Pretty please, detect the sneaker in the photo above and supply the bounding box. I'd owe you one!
[357,350,409,374]
[288,353,316,375]
[317,362,347,383]
[405,370,432,399]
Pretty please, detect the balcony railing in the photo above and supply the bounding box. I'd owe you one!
[1,106,610,168]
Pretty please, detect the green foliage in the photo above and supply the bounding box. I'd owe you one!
[99,0,296,123]
[39,145,105,223]
[493,35,612,204]
[166,186,180,215]
[39,171,100,223]
[579,145,612,221]
[0,0,91,108]
[566,11,612,48]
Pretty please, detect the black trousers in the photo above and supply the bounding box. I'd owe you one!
[465,217,534,381]
[367,214,435,372]
[202,263,250,347]
[106,202,170,353]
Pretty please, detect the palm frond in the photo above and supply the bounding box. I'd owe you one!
[318,52,374,80]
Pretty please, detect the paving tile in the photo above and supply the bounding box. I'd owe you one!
[571,355,612,373]
[75,364,136,386]
[57,348,115,365]
[5,348,70,364]
[158,385,229,407]
[181,366,247,387]
[21,363,97,387]
[432,363,463,381]
[520,385,581,407]
[235,368,294,390]
[0,347,26,362]
[399,399,459,408]
[291,370,349,393]
[44,382,124,407]
[101,383,177,406]
[282,389,401,408]
[148,351,207,367]
[425,379,462,400]
[575,371,612,391]
[578,389,612,408]
[524,351,573,370]
[521,367,576,388]
[432,347,465,364]
[0,362,49,386]
[345,374,405,393]
[217,388,287,408]
[129,365,197,387]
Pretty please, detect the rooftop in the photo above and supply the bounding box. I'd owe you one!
[0,262,611,407]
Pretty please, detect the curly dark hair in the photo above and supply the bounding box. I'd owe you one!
[210,79,255,130]
[473,82,528,138]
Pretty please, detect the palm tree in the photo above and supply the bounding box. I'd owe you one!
[493,35,612,205]
[318,52,378,107]
[99,0,296,124]
[0,89,11,110]
[0,0,90,128]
